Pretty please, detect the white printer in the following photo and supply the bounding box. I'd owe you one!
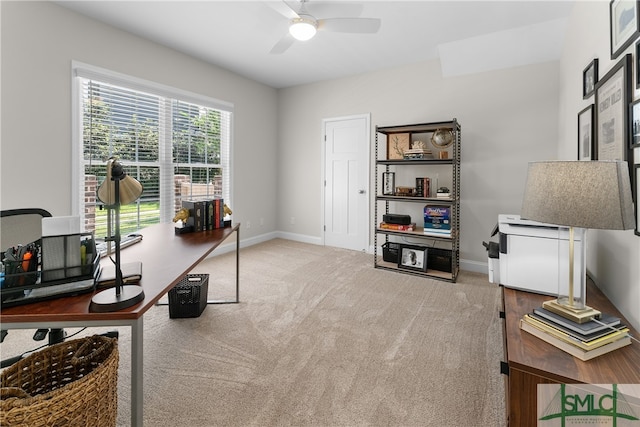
[497,214,583,296]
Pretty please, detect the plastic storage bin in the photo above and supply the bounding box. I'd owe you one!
[427,248,452,273]
[168,274,209,318]
[382,242,400,263]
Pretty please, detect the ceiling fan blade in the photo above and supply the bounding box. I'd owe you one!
[304,2,364,19]
[270,33,296,54]
[265,1,299,20]
[318,18,381,34]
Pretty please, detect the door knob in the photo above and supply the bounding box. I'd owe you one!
[358,189,366,194]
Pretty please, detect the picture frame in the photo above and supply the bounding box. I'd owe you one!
[382,171,395,195]
[610,0,640,59]
[583,59,598,99]
[578,105,595,160]
[630,98,640,147]
[595,53,631,162]
[635,164,639,235]
[387,133,410,160]
[636,40,640,88]
[397,244,428,272]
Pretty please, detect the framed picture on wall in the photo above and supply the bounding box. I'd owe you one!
[397,244,428,272]
[636,40,640,88]
[610,0,640,59]
[578,105,594,160]
[630,98,640,147]
[583,59,598,98]
[635,164,640,235]
[595,54,631,162]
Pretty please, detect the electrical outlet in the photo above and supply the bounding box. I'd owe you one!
[260,217,264,226]
[246,221,251,229]
[290,217,295,225]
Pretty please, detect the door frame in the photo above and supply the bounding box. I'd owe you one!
[320,113,371,250]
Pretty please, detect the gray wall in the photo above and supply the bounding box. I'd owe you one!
[3,1,637,329]
[0,1,279,243]
[558,1,639,330]
[277,59,561,271]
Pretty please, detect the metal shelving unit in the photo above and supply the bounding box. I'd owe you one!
[374,119,461,282]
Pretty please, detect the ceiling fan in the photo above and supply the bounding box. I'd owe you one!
[268,0,381,54]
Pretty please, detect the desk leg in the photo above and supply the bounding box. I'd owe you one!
[131,317,144,426]
[235,226,239,303]
[205,226,240,305]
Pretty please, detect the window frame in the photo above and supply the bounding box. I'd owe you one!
[71,61,233,232]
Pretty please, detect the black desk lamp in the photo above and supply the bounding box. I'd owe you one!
[90,157,145,312]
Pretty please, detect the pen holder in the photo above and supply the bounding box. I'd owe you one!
[2,243,39,289]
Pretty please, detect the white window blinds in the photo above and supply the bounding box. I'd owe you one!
[73,63,232,237]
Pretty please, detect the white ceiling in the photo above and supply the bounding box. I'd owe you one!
[55,0,575,89]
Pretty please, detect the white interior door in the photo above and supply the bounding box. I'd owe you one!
[323,114,369,251]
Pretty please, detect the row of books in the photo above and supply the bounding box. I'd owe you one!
[415,177,431,198]
[379,222,416,231]
[182,198,226,232]
[423,205,451,237]
[519,306,631,361]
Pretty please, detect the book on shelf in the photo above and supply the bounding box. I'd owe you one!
[423,229,452,237]
[436,192,451,199]
[415,177,431,198]
[533,307,620,335]
[522,314,629,351]
[424,204,451,231]
[424,222,451,230]
[519,317,631,361]
[379,222,416,231]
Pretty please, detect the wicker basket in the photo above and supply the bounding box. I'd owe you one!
[0,335,119,427]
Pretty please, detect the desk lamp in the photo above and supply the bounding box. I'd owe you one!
[520,161,635,323]
[90,157,145,312]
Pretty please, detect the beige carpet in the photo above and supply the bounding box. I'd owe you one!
[1,239,506,426]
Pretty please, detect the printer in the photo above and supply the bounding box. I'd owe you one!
[496,214,583,296]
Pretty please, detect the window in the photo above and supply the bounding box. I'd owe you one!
[72,63,232,238]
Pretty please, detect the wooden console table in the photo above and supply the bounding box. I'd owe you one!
[0,223,240,426]
[502,280,640,427]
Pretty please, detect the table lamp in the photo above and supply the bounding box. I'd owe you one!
[520,161,635,323]
[90,157,145,312]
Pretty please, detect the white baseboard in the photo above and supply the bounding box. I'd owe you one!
[202,230,278,259]
[205,230,490,278]
[461,259,488,274]
[274,231,322,246]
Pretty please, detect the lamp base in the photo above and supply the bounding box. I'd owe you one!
[542,299,601,324]
[90,285,145,312]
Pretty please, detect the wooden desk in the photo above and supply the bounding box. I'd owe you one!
[0,223,240,426]
[503,280,640,426]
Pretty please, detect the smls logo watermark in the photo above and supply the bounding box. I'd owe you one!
[538,384,640,426]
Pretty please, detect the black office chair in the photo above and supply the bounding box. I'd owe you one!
[0,208,66,365]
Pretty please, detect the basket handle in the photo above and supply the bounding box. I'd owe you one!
[0,387,31,399]
[70,336,115,367]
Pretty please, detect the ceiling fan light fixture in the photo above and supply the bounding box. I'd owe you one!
[289,16,317,41]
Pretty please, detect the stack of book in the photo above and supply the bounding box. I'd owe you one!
[519,306,631,361]
[182,198,226,232]
[423,205,451,237]
[379,222,416,231]
[403,148,432,160]
[436,188,451,199]
[415,177,431,197]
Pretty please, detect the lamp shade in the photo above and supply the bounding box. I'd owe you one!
[97,158,143,206]
[520,161,635,230]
